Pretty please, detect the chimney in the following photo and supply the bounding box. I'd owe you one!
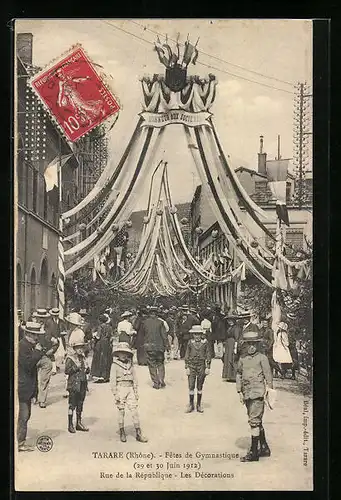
[277,134,281,160]
[258,135,267,175]
[16,33,33,65]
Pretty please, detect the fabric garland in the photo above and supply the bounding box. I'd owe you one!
[62,118,143,225]
[65,128,165,275]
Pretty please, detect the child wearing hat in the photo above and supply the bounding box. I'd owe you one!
[184,325,211,413]
[63,312,87,399]
[236,330,273,462]
[111,342,148,443]
[64,333,90,434]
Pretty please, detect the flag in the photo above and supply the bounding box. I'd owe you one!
[231,262,246,282]
[182,42,196,67]
[202,253,214,271]
[162,42,173,65]
[44,154,73,192]
[240,262,246,280]
[192,45,199,65]
[222,246,232,260]
[154,38,170,67]
[93,256,99,282]
[266,160,290,226]
[272,256,289,290]
[170,52,179,67]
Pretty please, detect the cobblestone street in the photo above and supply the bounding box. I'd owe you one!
[15,357,313,491]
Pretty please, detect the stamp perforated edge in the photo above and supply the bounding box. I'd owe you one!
[27,43,122,143]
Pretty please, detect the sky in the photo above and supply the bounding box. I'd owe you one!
[16,19,312,209]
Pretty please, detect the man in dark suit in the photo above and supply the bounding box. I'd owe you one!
[142,307,170,389]
[259,316,275,369]
[17,322,45,452]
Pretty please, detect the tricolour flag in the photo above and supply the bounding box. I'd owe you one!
[44,154,73,192]
[154,37,170,67]
[182,41,198,67]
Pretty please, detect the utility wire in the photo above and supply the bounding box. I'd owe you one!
[129,19,295,87]
[102,20,294,95]
[198,61,294,94]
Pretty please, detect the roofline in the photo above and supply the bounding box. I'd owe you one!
[235,165,296,181]
[198,221,220,242]
[197,209,312,240]
[235,166,267,179]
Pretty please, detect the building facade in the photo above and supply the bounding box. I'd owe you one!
[16,33,80,319]
[190,136,312,311]
[128,202,191,256]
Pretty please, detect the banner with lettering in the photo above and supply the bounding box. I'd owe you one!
[139,110,212,128]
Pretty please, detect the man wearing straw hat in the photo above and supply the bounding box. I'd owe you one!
[78,309,93,348]
[45,307,68,373]
[34,309,59,408]
[17,321,46,451]
[236,330,273,462]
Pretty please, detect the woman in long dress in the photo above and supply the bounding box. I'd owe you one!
[132,310,147,366]
[272,322,293,378]
[222,317,240,382]
[91,314,113,383]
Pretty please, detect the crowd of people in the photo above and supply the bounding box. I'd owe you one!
[17,302,301,461]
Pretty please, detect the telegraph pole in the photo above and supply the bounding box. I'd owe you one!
[293,82,312,209]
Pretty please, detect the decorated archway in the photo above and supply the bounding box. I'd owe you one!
[56,37,310,327]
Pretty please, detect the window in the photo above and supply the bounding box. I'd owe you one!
[286,229,304,252]
[286,182,292,203]
[255,181,267,194]
[42,227,48,250]
[37,174,46,219]
[29,267,37,314]
[32,169,38,213]
[40,259,48,308]
[43,187,48,220]
[50,273,57,307]
[16,263,22,309]
[26,166,34,211]
[265,227,304,255]
[17,158,27,206]
[47,188,58,228]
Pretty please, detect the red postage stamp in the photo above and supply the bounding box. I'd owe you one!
[30,45,120,142]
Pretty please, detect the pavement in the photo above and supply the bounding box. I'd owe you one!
[15,357,313,491]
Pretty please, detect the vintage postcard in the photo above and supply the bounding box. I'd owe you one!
[14,19,314,491]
